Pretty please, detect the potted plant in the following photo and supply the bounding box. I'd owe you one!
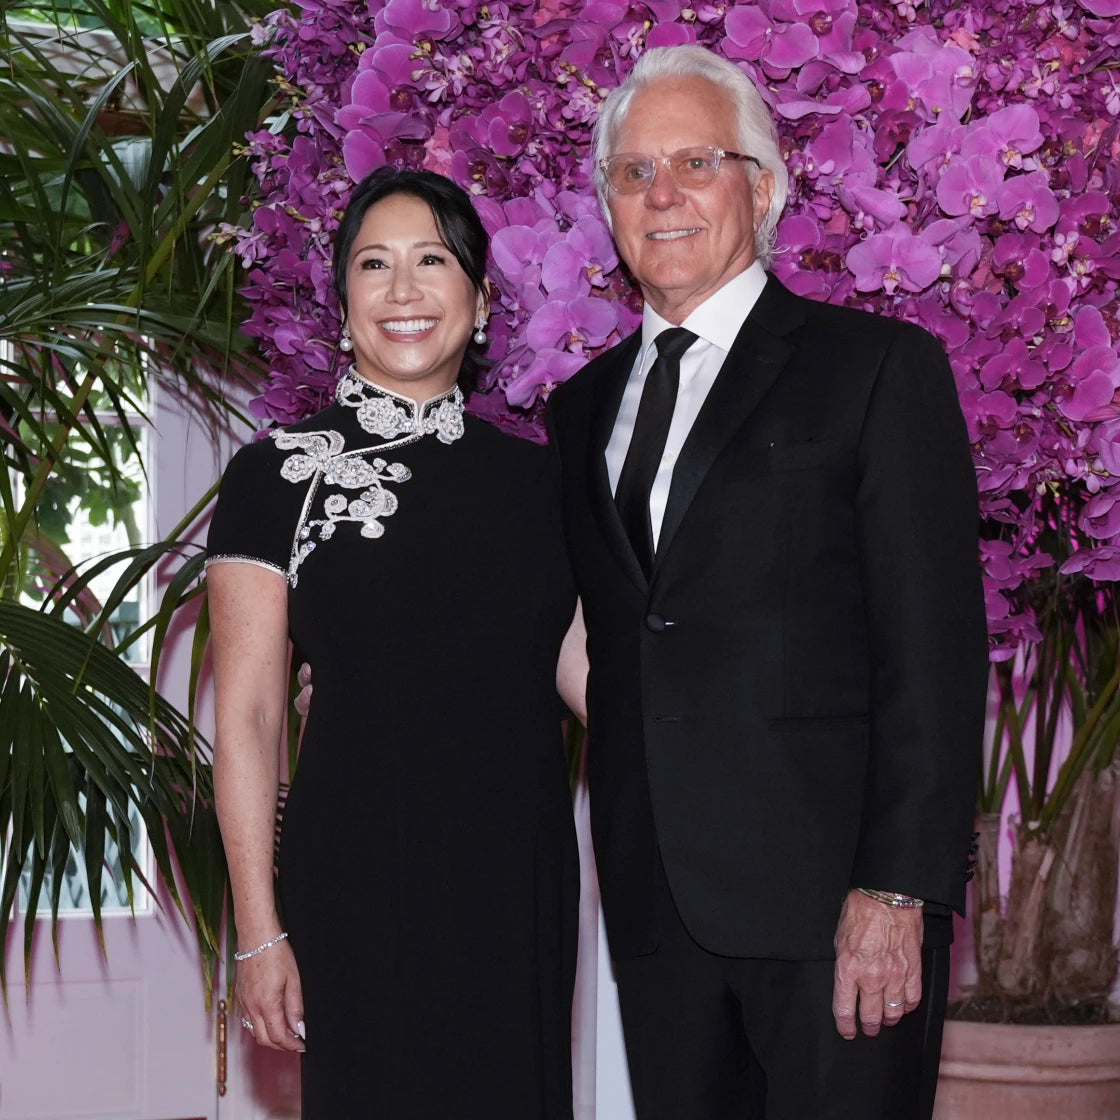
[936,484,1120,1117]
[971,498,1119,1026]
[0,0,277,995]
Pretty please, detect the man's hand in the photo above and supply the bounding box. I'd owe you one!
[294,662,312,718]
[832,889,923,1040]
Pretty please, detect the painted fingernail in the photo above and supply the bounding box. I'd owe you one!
[296,1020,306,1039]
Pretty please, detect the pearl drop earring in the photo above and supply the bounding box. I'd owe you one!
[473,320,488,346]
[339,325,353,352]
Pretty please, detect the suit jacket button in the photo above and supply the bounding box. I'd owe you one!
[645,613,667,632]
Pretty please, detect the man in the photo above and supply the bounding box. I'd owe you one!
[547,45,988,1119]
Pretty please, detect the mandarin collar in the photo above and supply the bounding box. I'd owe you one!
[335,367,465,444]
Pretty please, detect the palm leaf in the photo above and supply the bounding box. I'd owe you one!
[1,0,280,1002]
[0,599,225,993]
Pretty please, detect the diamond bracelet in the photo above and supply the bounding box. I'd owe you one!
[233,931,289,961]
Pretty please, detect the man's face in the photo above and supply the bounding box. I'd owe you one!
[605,76,776,324]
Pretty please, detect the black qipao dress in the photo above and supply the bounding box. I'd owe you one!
[207,370,579,1118]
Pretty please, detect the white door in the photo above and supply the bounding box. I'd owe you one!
[0,893,218,1120]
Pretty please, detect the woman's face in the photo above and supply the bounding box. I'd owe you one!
[344,192,486,401]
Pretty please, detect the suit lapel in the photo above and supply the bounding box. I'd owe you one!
[586,331,648,590]
[656,276,803,566]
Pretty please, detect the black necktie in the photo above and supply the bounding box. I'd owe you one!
[614,327,697,576]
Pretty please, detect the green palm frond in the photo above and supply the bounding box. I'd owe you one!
[0,597,225,985]
[1,0,282,1000]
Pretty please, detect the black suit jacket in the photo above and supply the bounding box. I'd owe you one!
[548,275,988,961]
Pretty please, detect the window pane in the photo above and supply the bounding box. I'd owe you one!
[17,797,147,914]
[11,411,155,917]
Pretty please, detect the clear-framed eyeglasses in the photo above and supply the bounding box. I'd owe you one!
[599,146,762,195]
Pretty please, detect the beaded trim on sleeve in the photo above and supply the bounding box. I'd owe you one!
[273,372,465,587]
[204,555,288,578]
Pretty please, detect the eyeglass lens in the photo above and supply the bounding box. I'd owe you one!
[604,147,729,193]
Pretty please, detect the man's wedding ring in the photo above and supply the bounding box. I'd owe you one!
[241,1017,254,1030]
[884,1000,904,1007]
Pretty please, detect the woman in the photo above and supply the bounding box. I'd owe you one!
[207,167,586,1118]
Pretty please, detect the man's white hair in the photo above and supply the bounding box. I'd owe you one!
[592,45,789,268]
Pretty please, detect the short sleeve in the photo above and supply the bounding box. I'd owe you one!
[206,440,294,579]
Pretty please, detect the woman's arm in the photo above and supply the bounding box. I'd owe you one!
[557,598,588,726]
[210,561,305,1052]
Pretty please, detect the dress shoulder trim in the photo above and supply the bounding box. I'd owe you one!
[205,555,288,579]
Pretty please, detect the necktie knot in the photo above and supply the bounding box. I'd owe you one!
[655,327,697,365]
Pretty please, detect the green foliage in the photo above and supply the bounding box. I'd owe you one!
[30,423,143,546]
[0,0,282,1000]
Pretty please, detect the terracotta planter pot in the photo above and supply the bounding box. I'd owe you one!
[934,1019,1120,1120]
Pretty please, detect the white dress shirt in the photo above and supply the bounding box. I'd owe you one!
[605,261,769,548]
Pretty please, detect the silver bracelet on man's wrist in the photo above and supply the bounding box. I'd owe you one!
[857,887,924,909]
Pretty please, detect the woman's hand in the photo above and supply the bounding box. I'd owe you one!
[294,662,313,718]
[557,600,588,725]
[236,939,306,1052]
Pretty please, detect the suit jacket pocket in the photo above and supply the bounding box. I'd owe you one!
[764,440,849,473]
[736,440,851,478]
[767,714,869,733]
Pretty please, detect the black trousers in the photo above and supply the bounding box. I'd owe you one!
[613,861,950,1120]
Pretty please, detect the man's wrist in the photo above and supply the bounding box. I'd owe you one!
[856,886,924,909]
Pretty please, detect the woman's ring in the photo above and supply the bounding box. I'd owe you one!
[884,1000,904,1008]
[241,1017,254,1030]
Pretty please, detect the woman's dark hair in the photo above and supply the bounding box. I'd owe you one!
[332,167,490,393]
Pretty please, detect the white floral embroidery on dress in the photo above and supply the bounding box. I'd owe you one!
[335,368,465,445]
[336,382,414,439]
[273,373,465,587]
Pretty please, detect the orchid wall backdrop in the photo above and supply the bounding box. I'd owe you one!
[225,0,1120,656]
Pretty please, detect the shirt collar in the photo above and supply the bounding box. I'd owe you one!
[638,260,769,363]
